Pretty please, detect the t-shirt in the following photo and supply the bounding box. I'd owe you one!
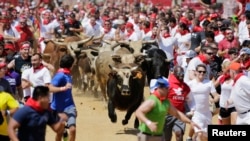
[0,92,19,136]
[4,69,21,95]
[50,72,75,112]
[12,106,58,141]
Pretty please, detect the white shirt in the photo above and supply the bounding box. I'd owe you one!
[188,79,216,113]
[22,67,51,97]
[83,23,103,37]
[101,28,116,40]
[40,20,54,39]
[218,77,234,108]
[175,33,191,53]
[158,36,177,60]
[230,75,250,114]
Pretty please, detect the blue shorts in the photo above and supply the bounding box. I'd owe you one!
[63,106,77,127]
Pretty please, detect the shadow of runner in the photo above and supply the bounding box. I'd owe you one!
[116,127,140,136]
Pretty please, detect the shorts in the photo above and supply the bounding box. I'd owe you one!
[137,132,162,141]
[219,107,236,118]
[163,115,186,141]
[63,106,77,127]
[192,111,212,133]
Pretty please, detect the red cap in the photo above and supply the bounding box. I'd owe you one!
[4,43,15,52]
[125,22,134,29]
[90,8,96,14]
[0,62,6,69]
[228,62,242,71]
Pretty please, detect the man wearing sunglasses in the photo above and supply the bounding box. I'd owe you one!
[184,46,213,83]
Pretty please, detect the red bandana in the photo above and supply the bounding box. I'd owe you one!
[198,54,209,64]
[153,90,166,102]
[104,27,110,34]
[127,30,134,38]
[43,19,50,25]
[214,30,220,36]
[143,28,150,34]
[163,33,171,38]
[26,98,44,113]
[219,73,231,84]
[243,60,250,69]
[57,68,71,74]
[33,64,44,72]
[233,73,244,86]
[68,19,75,25]
[179,30,189,36]
[151,34,157,39]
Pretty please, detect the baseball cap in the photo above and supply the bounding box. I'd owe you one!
[150,77,169,93]
[240,47,250,55]
[185,50,197,59]
[228,62,241,71]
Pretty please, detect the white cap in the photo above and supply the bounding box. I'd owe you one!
[185,50,197,59]
[149,77,169,93]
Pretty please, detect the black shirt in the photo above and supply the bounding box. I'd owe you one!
[64,20,82,36]
[14,55,32,75]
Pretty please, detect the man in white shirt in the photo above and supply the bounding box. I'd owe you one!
[184,46,213,83]
[83,15,103,37]
[21,53,51,100]
[228,62,250,124]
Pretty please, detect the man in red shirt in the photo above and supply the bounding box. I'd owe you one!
[15,17,34,51]
[163,66,195,141]
[218,28,240,59]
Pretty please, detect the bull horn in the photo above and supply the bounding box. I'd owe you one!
[118,40,129,45]
[145,58,152,61]
[51,40,68,46]
[111,43,122,50]
[142,40,156,44]
[93,34,105,41]
[76,36,94,45]
[102,40,111,45]
[130,66,138,71]
[88,46,99,51]
[165,59,173,63]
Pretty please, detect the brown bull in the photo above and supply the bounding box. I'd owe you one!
[42,36,94,76]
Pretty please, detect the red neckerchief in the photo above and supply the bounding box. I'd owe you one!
[43,19,50,25]
[214,30,220,36]
[163,33,171,38]
[127,29,134,38]
[57,68,71,74]
[104,27,111,34]
[219,73,231,84]
[243,60,250,69]
[26,98,44,113]
[150,22,155,30]
[193,26,203,32]
[151,34,156,39]
[233,73,244,86]
[143,28,150,34]
[179,30,189,36]
[33,64,44,72]
[153,90,166,102]
[69,19,75,25]
[198,54,209,64]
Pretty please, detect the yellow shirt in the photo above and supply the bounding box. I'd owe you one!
[0,92,19,136]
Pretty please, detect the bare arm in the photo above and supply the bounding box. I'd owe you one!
[7,59,15,69]
[8,118,20,141]
[135,99,158,132]
[21,79,32,89]
[48,83,72,93]
[188,70,196,81]
[50,113,68,133]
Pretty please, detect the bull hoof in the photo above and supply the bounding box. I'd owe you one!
[122,119,128,125]
[134,120,139,129]
[110,115,117,123]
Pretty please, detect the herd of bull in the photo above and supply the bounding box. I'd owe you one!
[42,35,170,128]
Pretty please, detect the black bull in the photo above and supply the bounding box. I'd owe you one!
[107,65,145,128]
[141,43,170,85]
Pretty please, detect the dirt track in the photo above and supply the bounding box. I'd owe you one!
[45,86,218,141]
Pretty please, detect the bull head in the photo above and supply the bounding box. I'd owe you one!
[109,65,138,96]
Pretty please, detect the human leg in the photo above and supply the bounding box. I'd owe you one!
[173,119,186,141]
[64,106,77,141]
[163,115,176,141]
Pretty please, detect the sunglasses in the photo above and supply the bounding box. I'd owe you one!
[206,52,213,56]
[197,70,206,74]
